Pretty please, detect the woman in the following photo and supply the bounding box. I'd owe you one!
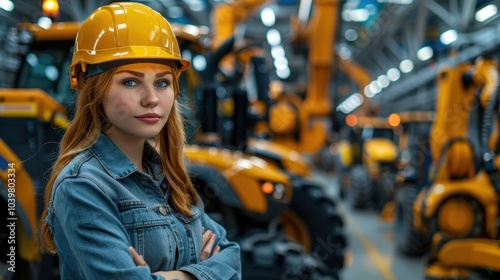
[39,2,241,279]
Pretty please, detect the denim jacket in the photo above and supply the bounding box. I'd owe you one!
[46,134,241,279]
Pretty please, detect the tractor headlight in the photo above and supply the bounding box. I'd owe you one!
[261,181,286,200]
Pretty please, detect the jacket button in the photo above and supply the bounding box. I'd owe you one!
[159,207,167,216]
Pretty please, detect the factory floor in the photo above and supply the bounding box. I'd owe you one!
[311,170,425,280]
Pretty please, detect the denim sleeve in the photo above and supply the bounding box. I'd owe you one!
[178,201,242,280]
[50,176,165,280]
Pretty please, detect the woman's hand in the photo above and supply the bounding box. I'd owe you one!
[129,246,147,266]
[201,227,220,260]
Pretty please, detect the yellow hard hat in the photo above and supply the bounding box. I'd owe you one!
[70,2,190,89]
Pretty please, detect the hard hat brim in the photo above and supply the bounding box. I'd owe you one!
[73,45,190,73]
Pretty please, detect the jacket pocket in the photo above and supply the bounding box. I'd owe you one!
[118,200,175,271]
[118,200,168,229]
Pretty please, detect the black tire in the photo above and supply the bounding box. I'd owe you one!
[313,145,336,172]
[429,195,483,240]
[349,165,375,209]
[394,186,429,256]
[469,269,500,280]
[239,231,338,280]
[377,170,396,211]
[281,179,346,277]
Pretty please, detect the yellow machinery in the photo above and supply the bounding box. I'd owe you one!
[192,0,351,275]
[338,115,399,210]
[0,22,76,280]
[0,98,66,279]
[212,0,341,154]
[180,32,346,277]
[1,20,345,279]
[413,57,500,279]
[384,111,435,255]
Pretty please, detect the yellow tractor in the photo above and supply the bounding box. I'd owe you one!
[339,115,399,210]
[413,57,500,279]
[179,33,347,278]
[389,111,435,255]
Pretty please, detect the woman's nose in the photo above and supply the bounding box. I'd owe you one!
[141,87,159,107]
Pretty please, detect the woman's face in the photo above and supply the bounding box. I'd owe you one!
[102,62,176,142]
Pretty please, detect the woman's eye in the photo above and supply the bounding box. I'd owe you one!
[122,79,138,87]
[155,79,171,88]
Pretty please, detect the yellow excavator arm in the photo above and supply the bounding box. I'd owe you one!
[210,0,272,50]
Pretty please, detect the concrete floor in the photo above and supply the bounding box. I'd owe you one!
[311,170,425,280]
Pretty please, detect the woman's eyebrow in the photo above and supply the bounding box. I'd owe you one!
[115,70,144,77]
[114,70,172,78]
[155,71,172,78]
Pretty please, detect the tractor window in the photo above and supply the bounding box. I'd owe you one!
[16,41,75,113]
[372,128,394,140]
[362,126,395,141]
[22,52,59,92]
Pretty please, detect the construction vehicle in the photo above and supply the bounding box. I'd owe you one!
[1,19,346,279]
[188,0,349,275]
[412,57,500,279]
[337,115,399,210]
[211,0,341,154]
[0,21,76,280]
[179,30,346,277]
[389,111,435,255]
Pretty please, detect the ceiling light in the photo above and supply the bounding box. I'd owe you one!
[273,57,289,70]
[266,29,281,46]
[37,16,52,29]
[377,75,390,88]
[338,45,352,59]
[260,7,275,27]
[416,46,433,61]
[342,8,370,22]
[440,29,457,45]
[369,81,381,95]
[364,85,376,98]
[337,93,364,113]
[387,68,401,81]
[270,45,285,59]
[399,59,414,73]
[345,29,358,41]
[192,54,206,71]
[276,67,290,79]
[0,0,14,12]
[476,4,497,22]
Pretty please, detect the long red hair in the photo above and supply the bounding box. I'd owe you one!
[40,67,198,253]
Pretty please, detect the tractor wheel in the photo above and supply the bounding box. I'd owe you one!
[429,195,483,240]
[377,170,396,211]
[349,165,375,209]
[469,269,500,280]
[394,186,429,256]
[239,231,338,280]
[280,179,346,277]
[313,144,336,172]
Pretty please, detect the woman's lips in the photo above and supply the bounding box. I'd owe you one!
[136,113,161,123]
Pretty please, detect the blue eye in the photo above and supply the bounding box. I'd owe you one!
[155,79,171,88]
[122,79,138,87]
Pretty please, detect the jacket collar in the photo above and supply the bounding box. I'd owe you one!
[90,133,164,181]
